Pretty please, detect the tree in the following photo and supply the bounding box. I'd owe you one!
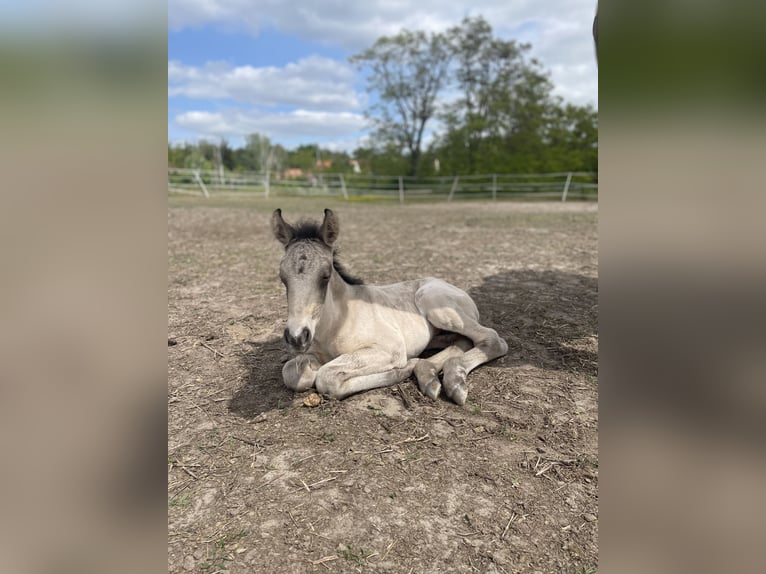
[542,102,599,172]
[438,16,554,174]
[351,29,451,176]
[287,144,319,171]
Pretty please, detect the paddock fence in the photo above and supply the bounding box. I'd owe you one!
[168,168,597,202]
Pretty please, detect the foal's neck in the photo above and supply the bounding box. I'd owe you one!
[319,266,355,332]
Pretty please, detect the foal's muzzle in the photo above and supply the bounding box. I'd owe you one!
[284,327,311,352]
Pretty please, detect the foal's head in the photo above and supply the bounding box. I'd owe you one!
[271,208,341,352]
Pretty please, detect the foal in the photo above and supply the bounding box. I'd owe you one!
[272,208,507,405]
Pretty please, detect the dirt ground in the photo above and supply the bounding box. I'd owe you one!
[168,196,598,574]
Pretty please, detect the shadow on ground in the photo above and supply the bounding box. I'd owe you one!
[228,337,292,418]
[469,269,597,377]
[229,269,597,417]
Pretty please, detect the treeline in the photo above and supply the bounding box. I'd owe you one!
[167,135,358,175]
[168,16,597,177]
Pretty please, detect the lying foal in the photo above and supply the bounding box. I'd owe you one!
[272,208,507,405]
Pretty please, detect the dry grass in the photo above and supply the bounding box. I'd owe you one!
[168,196,598,573]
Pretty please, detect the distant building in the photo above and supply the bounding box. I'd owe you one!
[284,168,304,178]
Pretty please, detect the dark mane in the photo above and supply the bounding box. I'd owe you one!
[333,257,364,285]
[289,219,324,242]
[288,219,364,285]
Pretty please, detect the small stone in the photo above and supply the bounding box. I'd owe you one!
[182,555,195,571]
[193,549,204,560]
[303,393,322,407]
[583,513,597,522]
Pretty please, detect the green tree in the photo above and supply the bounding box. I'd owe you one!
[437,16,555,174]
[352,145,408,176]
[288,144,319,171]
[542,102,599,172]
[351,29,451,176]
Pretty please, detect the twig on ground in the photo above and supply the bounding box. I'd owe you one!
[309,556,338,566]
[286,510,300,528]
[396,433,429,445]
[395,384,412,409]
[200,340,226,358]
[291,451,329,468]
[180,465,199,480]
[230,435,256,446]
[257,472,284,489]
[501,513,516,539]
[306,476,337,489]
[382,540,397,559]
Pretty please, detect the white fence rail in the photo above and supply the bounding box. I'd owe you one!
[168,168,598,202]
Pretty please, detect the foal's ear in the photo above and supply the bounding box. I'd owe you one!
[271,209,294,246]
[319,208,339,246]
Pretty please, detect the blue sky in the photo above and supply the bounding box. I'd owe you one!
[168,0,598,151]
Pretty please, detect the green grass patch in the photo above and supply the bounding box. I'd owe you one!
[168,493,190,507]
[339,544,369,565]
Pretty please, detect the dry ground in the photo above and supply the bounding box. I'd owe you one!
[168,196,598,573]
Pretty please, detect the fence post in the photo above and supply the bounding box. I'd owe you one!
[561,172,573,202]
[448,175,460,202]
[492,174,497,201]
[193,170,210,198]
[339,174,348,200]
[398,176,404,204]
[265,170,270,198]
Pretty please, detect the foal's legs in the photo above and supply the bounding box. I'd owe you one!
[440,319,507,405]
[315,348,415,400]
[282,354,321,391]
[414,337,472,400]
[416,280,508,405]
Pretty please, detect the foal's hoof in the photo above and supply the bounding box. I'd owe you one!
[449,385,467,406]
[443,358,468,405]
[414,360,441,400]
[424,380,441,400]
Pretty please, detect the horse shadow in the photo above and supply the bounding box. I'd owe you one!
[228,337,293,419]
[228,269,597,418]
[467,269,597,377]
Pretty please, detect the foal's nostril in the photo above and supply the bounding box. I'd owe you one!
[284,327,311,350]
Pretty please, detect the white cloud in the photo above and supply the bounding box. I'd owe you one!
[318,136,372,153]
[518,15,598,106]
[169,1,597,146]
[168,56,364,110]
[168,0,598,105]
[174,108,368,141]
